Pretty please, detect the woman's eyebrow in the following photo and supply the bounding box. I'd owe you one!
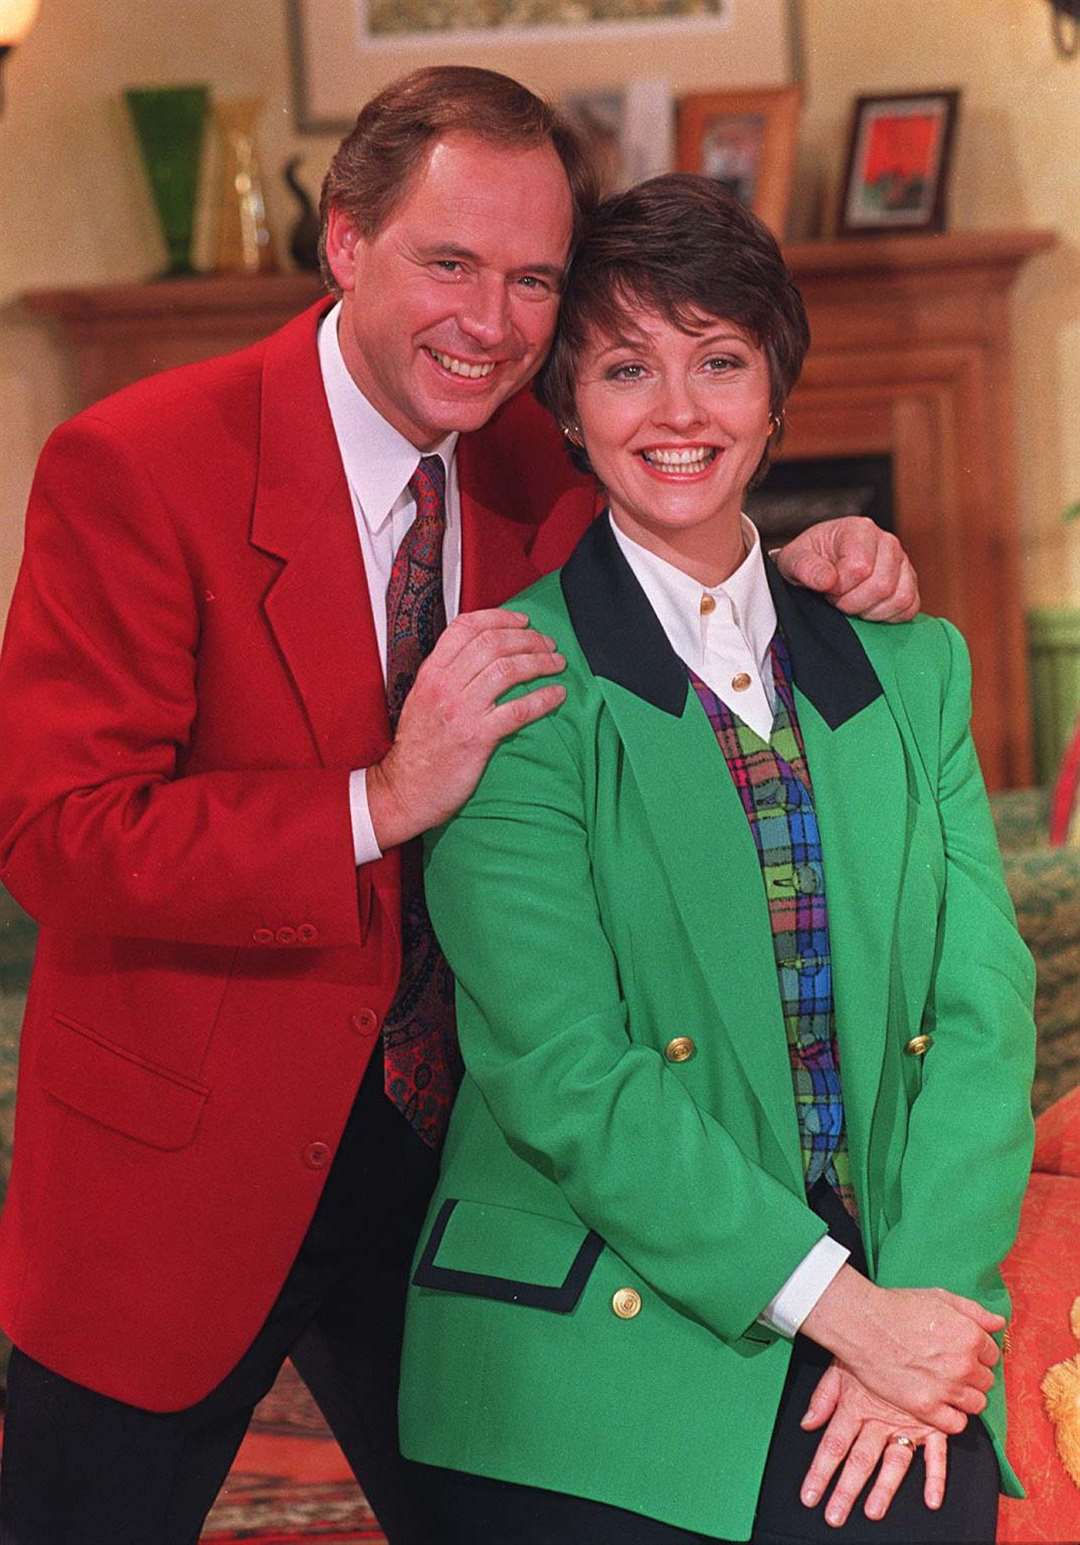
[592,332,651,357]
[694,330,751,347]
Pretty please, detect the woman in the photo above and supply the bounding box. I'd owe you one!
[398,175,1035,1543]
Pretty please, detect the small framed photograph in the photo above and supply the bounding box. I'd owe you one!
[676,86,801,238]
[837,90,960,236]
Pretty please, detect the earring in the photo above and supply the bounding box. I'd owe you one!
[562,422,584,448]
[768,413,783,437]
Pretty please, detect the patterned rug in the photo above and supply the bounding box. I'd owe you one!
[201,1362,387,1544]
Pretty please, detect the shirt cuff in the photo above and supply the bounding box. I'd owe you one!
[349,768,384,867]
[758,1234,850,1338]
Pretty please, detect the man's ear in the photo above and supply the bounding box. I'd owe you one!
[324,205,363,294]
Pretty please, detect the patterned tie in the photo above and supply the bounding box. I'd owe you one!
[381,455,462,1146]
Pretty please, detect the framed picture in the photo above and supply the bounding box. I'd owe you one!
[676,86,801,237]
[288,0,801,135]
[837,90,960,236]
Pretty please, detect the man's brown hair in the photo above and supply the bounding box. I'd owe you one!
[318,65,599,290]
[536,173,811,486]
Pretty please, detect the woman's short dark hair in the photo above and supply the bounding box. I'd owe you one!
[535,173,811,484]
[319,66,600,291]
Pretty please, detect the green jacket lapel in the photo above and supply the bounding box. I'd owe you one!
[560,521,801,1178]
[596,674,804,1183]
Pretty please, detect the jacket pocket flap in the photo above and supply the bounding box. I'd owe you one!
[39,1014,210,1152]
[412,1198,603,1312]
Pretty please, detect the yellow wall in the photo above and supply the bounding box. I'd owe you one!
[0,0,342,620]
[799,0,1080,610]
[1,0,1078,619]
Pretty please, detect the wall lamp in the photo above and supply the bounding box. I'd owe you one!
[1048,0,1080,56]
[0,0,40,112]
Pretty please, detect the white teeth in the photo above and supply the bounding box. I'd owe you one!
[428,347,495,379]
[643,447,715,471]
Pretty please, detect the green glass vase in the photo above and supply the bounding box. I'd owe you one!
[124,84,209,277]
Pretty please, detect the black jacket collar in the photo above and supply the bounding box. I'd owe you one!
[559,515,883,729]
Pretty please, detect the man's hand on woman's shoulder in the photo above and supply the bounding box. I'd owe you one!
[368,608,566,850]
[773,516,920,623]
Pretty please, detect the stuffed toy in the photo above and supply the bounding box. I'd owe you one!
[1042,1295,1080,1489]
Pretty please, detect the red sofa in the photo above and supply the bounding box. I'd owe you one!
[999,1083,1080,1543]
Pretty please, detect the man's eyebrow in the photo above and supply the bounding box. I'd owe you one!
[418,243,481,263]
[417,244,565,282]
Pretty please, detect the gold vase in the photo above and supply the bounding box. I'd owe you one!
[212,98,276,275]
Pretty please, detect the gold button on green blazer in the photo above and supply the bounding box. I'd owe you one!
[400,518,1036,1541]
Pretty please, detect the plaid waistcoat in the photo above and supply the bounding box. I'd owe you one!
[688,631,856,1216]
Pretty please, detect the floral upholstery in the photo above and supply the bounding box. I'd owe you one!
[992,788,1080,1114]
[999,1084,1080,1542]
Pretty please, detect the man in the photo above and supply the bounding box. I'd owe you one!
[0,66,918,1545]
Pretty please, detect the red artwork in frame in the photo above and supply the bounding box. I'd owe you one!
[838,90,960,236]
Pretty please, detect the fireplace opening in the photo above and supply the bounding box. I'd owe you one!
[747,455,895,548]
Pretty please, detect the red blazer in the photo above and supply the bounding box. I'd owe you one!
[0,301,598,1411]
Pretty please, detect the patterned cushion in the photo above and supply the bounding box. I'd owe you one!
[992,789,1080,1113]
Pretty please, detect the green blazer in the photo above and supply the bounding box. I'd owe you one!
[400,516,1036,1540]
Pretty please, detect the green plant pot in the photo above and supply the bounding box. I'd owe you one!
[124,84,209,277]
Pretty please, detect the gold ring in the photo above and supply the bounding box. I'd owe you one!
[890,1434,917,1452]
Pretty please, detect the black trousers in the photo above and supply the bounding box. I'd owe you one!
[419,1184,999,1545]
[0,1046,439,1545]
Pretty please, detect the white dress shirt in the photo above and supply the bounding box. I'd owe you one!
[610,514,777,739]
[318,300,461,866]
[610,514,850,1336]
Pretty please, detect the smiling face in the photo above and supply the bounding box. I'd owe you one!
[325,132,574,449]
[573,307,773,585]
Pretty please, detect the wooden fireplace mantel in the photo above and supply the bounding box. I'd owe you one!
[781,229,1053,792]
[23,229,1054,788]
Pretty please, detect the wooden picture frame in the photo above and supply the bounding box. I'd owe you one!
[676,86,801,238]
[837,90,960,236]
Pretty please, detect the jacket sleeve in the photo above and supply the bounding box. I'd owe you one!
[423,702,827,1344]
[873,619,1036,1312]
[0,414,368,950]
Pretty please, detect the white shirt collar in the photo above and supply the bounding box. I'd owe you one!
[608,512,777,676]
[317,299,458,533]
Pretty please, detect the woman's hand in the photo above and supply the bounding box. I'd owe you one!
[800,1265,1003,1430]
[799,1359,948,1527]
